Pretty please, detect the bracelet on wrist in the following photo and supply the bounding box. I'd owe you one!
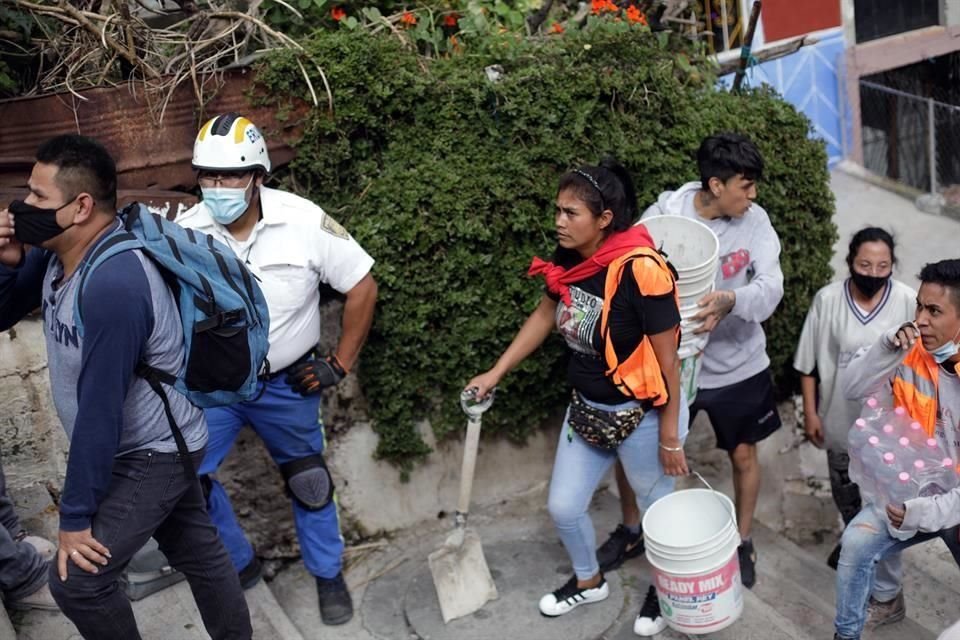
[658,442,683,453]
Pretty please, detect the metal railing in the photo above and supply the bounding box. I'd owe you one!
[860,80,960,194]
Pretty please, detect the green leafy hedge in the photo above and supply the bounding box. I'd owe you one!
[256,26,836,474]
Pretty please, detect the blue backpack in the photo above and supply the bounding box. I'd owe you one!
[74,203,270,459]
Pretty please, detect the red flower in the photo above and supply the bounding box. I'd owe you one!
[331,6,346,21]
[400,11,417,26]
[591,0,618,14]
[550,22,564,33]
[626,5,647,24]
[444,13,459,27]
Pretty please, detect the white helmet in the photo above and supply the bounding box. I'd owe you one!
[192,113,271,173]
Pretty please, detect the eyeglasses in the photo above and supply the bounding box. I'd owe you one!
[197,172,253,188]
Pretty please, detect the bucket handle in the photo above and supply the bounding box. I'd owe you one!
[642,469,738,530]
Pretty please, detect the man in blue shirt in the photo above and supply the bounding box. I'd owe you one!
[0,134,251,639]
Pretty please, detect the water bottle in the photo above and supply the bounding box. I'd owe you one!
[884,471,918,541]
[862,396,885,423]
[923,437,944,461]
[907,421,926,445]
[848,418,871,454]
[853,436,885,503]
[896,436,920,465]
[872,452,900,505]
[889,470,917,505]
[916,457,959,497]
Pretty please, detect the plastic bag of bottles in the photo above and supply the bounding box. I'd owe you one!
[847,397,959,539]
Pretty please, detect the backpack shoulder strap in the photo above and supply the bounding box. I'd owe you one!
[73,225,143,335]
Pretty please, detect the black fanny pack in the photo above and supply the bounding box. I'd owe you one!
[566,390,647,449]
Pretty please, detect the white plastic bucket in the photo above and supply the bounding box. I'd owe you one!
[643,489,743,635]
[640,216,720,274]
[640,216,719,297]
[678,281,715,310]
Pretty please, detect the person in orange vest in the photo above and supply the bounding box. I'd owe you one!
[466,158,689,630]
[601,134,782,608]
[834,259,960,640]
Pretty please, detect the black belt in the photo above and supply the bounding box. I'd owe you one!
[258,349,317,381]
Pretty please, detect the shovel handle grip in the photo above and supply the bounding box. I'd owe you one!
[457,415,482,517]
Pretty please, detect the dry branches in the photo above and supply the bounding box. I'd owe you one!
[9,0,325,122]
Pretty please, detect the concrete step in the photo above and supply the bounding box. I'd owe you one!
[0,606,14,640]
[12,576,303,639]
[605,563,819,640]
[752,521,937,640]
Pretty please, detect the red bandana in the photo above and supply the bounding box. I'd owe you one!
[528,225,655,305]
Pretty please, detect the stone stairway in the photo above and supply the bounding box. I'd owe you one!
[8,486,958,639]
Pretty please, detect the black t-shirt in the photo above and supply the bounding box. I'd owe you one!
[549,263,680,404]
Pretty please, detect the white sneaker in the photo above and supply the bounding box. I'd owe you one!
[538,575,609,617]
[634,585,667,636]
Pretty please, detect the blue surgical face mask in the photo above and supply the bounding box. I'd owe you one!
[201,177,253,225]
[929,327,960,364]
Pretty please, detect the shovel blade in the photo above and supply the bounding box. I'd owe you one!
[428,528,498,623]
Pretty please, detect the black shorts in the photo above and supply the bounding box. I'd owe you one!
[691,368,782,451]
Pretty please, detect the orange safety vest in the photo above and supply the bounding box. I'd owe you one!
[600,247,679,405]
[891,341,960,437]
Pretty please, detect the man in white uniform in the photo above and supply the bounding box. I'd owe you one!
[176,113,378,625]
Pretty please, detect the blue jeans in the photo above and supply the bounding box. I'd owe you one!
[200,376,344,579]
[49,449,251,640]
[835,505,960,639]
[547,394,689,580]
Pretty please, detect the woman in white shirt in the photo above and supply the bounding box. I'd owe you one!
[793,227,916,569]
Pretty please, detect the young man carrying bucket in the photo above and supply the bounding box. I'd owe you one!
[833,259,960,640]
[601,133,783,636]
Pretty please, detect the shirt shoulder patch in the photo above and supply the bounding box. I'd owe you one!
[321,213,350,239]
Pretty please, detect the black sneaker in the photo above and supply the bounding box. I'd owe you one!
[316,572,354,625]
[738,539,757,589]
[538,575,609,616]
[238,556,262,590]
[827,543,841,571]
[633,585,667,636]
[596,524,644,572]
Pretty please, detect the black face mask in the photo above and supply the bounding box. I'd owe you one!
[851,271,889,298]
[10,199,73,246]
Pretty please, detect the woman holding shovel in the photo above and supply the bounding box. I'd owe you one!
[466,159,689,621]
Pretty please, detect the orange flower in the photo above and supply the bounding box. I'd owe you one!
[550,22,564,33]
[400,11,417,26]
[626,5,646,24]
[331,6,346,21]
[444,13,459,27]
[591,0,618,14]
[449,34,463,53]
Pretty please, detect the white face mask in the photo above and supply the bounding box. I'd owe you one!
[202,176,254,225]
[929,326,960,364]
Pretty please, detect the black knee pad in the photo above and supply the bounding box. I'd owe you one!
[279,454,334,511]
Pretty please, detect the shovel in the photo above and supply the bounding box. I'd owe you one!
[428,387,499,623]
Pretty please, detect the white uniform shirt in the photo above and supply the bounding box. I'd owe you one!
[794,278,916,450]
[176,186,374,371]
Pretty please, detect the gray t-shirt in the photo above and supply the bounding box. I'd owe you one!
[39,236,206,530]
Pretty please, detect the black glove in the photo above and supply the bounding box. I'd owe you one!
[285,356,347,396]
